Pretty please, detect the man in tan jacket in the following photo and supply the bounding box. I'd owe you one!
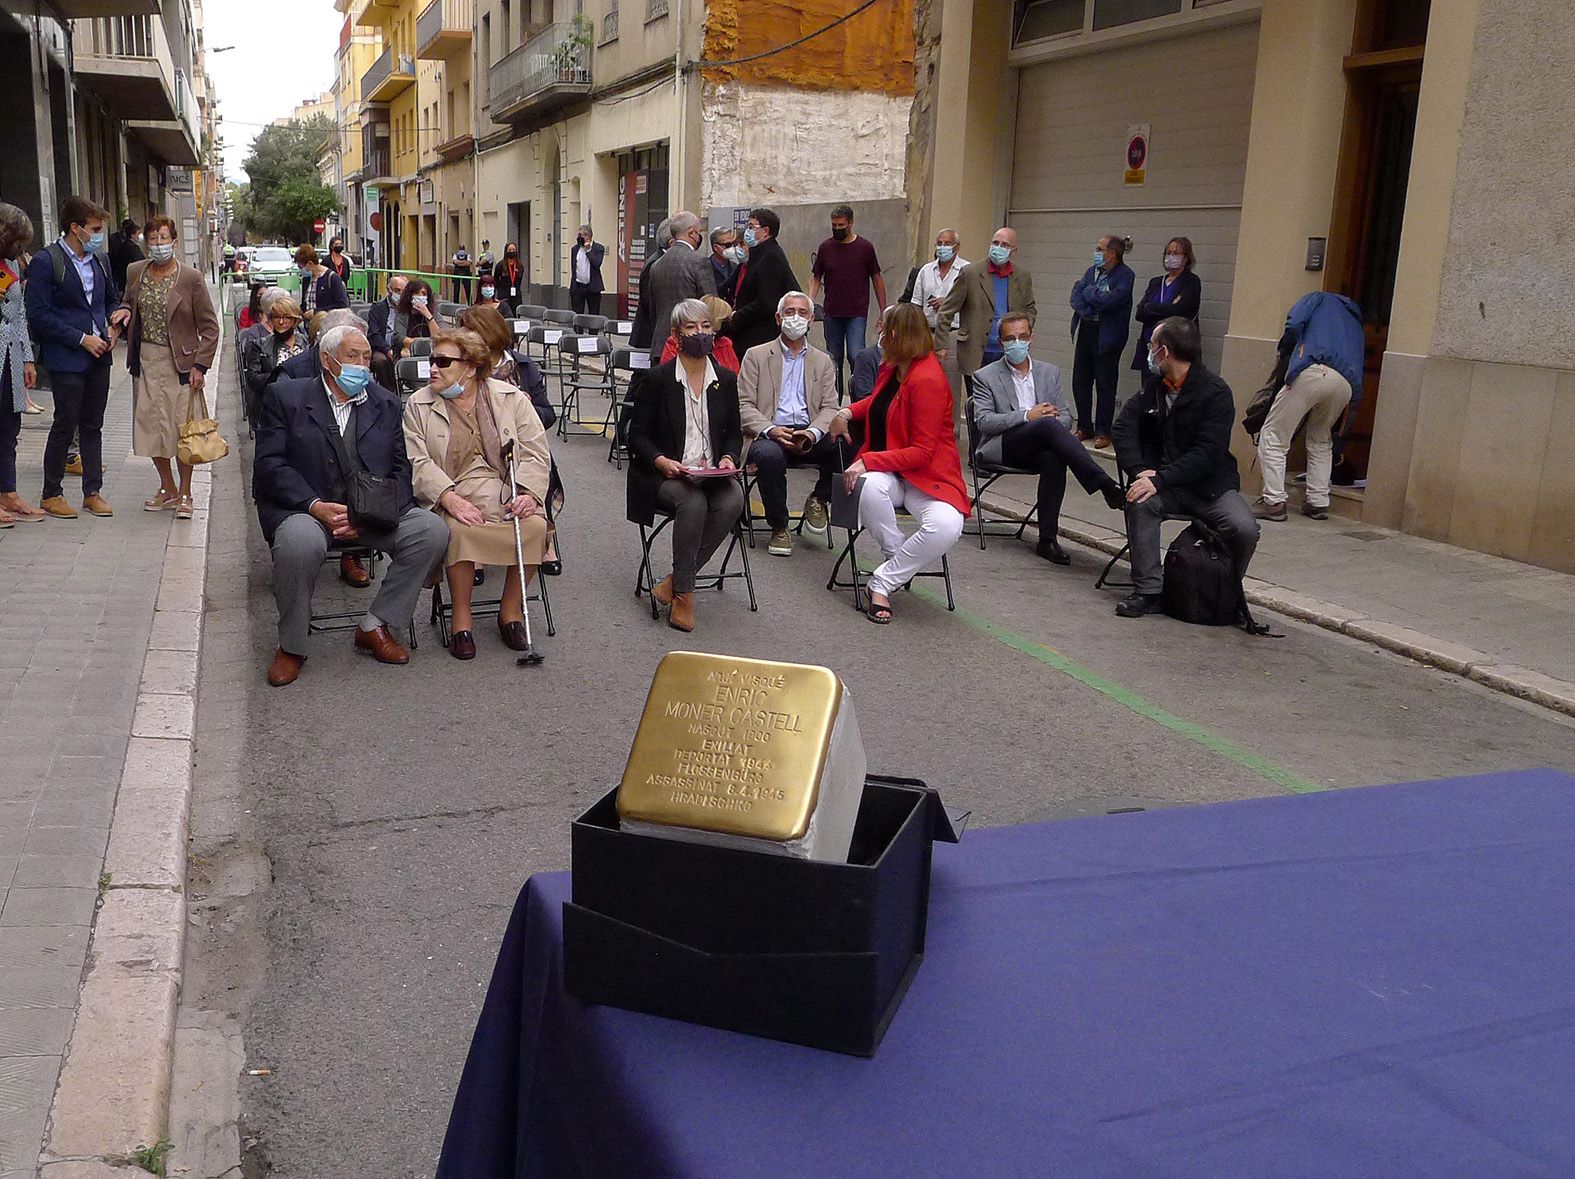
[738,291,848,556]
[935,226,1037,378]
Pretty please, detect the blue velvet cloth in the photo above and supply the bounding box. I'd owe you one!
[437,769,1575,1178]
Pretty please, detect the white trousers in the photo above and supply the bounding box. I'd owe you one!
[858,471,965,597]
[1258,363,1353,508]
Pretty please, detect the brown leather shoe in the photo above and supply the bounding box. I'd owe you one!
[1092,435,1113,451]
[449,630,477,660]
[266,648,306,687]
[340,554,372,587]
[354,624,410,664]
[64,455,84,477]
[650,574,674,608]
[82,493,114,517]
[41,495,78,519]
[497,620,528,651]
[669,591,695,633]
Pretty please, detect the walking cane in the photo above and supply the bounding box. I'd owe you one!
[501,439,545,666]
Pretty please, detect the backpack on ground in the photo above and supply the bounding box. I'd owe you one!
[1161,522,1273,635]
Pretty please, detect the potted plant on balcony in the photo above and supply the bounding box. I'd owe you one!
[551,13,594,82]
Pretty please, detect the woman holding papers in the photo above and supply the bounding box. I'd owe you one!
[626,298,745,633]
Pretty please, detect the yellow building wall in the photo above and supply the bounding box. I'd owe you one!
[702,0,915,96]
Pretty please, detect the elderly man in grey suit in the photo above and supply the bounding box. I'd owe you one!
[738,291,849,556]
[971,312,1123,565]
[637,210,716,354]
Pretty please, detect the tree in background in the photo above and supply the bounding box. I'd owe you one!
[240,115,339,243]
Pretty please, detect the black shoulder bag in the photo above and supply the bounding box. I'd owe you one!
[326,403,403,533]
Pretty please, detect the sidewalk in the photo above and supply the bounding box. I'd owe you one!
[979,462,1575,717]
[0,357,210,1177]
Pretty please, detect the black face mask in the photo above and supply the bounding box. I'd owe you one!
[832,227,850,241]
[679,332,715,359]
[506,250,518,259]
[330,245,342,254]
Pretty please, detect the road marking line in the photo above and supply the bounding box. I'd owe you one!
[912,588,1324,794]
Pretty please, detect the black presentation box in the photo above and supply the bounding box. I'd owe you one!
[562,775,964,1057]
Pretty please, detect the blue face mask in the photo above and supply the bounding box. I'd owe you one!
[742,227,758,248]
[935,245,955,263]
[1146,348,1163,376]
[1003,339,1031,365]
[84,230,105,254]
[434,379,464,400]
[1093,249,1107,268]
[988,244,1010,266]
[332,361,372,401]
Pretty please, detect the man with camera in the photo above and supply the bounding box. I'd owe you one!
[252,324,449,686]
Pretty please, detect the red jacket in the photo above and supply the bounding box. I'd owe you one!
[848,352,969,517]
[657,333,740,374]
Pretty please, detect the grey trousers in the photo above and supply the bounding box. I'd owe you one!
[654,477,745,594]
[270,507,450,655]
[1125,487,1260,596]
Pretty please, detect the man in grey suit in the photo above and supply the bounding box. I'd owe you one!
[971,312,1123,565]
[637,211,716,353]
[738,291,849,555]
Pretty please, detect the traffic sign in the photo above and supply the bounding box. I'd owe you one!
[1125,124,1150,186]
[313,217,327,234]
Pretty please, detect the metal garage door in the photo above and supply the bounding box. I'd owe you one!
[1009,20,1260,394]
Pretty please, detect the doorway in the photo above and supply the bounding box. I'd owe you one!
[1325,0,1431,483]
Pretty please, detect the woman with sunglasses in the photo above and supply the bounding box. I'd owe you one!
[403,328,551,660]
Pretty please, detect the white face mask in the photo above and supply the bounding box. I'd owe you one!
[1163,253,1184,272]
[148,243,176,263]
[780,313,811,341]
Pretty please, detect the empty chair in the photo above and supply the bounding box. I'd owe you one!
[394,356,429,397]
[555,332,615,439]
[543,308,577,326]
[573,313,609,336]
[407,336,434,358]
[517,304,548,319]
[606,347,651,468]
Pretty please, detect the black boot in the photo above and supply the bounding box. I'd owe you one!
[1115,591,1163,618]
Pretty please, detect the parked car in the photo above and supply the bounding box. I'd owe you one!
[248,245,295,284]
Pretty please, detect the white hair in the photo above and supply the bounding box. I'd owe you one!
[320,324,368,358]
[668,211,701,240]
[776,290,812,316]
[669,298,711,333]
[258,286,288,314]
[318,309,368,334]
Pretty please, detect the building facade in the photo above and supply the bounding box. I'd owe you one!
[913,0,1575,573]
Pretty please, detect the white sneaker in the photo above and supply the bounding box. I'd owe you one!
[768,528,793,556]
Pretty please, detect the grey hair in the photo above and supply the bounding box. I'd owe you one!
[709,225,734,246]
[258,286,288,314]
[669,297,711,333]
[776,290,812,315]
[654,217,673,246]
[318,309,368,335]
[668,211,700,240]
[0,202,35,253]
[319,324,368,358]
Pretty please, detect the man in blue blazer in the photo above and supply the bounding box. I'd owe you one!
[569,225,606,316]
[252,323,449,686]
[24,195,129,518]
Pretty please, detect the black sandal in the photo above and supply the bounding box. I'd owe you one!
[541,531,563,576]
[865,598,893,625]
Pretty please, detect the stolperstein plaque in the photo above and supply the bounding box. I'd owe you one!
[617,651,867,862]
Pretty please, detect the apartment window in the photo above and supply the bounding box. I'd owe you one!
[501,0,511,51]
[1014,0,1220,46]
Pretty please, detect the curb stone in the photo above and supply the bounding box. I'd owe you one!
[37,463,211,1175]
[977,490,1575,720]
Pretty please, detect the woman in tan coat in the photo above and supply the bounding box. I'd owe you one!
[403,328,551,661]
[120,216,220,519]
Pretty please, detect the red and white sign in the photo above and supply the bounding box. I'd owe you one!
[313,217,327,234]
[1125,124,1150,186]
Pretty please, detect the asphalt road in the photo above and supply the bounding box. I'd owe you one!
[179,364,1575,1179]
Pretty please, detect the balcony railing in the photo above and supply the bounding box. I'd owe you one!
[362,47,416,101]
[645,0,668,21]
[417,0,473,58]
[74,14,179,121]
[600,6,619,43]
[488,22,592,124]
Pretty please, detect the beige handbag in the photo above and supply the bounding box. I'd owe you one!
[177,387,229,465]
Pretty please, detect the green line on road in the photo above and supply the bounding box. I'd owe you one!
[912,588,1324,794]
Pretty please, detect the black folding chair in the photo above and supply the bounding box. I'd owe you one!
[543,308,576,327]
[309,546,419,649]
[524,323,565,368]
[605,348,650,468]
[963,379,1040,550]
[554,333,615,439]
[740,460,836,551]
[428,566,556,645]
[517,303,548,320]
[1095,466,1136,591]
[394,356,428,397]
[633,513,758,618]
[572,313,609,336]
[407,336,434,357]
[437,300,464,324]
[825,509,956,613]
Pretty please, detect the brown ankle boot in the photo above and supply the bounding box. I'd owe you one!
[651,574,674,607]
[668,591,695,632]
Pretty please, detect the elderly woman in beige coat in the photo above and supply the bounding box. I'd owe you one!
[403,327,551,661]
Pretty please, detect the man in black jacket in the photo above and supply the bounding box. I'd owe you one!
[1110,316,1258,618]
[723,207,801,357]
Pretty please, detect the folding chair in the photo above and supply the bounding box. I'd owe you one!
[394,356,429,397]
[507,314,536,351]
[554,333,614,439]
[605,348,650,468]
[825,517,956,612]
[437,300,464,324]
[525,323,565,368]
[517,303,548,320]
[309,546,419,649]
[606,318,635,348]
[407,336,434,357]
[963,380,1040,550]
[632,513,758,619]
[572,313,609,336]
[428,565,556,646]
[740,461,836,551]
[1095,468,1134,590]
[543,308,576,327]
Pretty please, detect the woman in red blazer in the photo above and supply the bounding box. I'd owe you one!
[829,303,968,623]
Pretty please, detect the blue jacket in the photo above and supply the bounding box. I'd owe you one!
[1281,292,1364,400]
[251,375,414,544]
[1069,262,1134,355]
[24,243,120,375]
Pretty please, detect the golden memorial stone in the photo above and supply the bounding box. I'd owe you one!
[617,652,867,861]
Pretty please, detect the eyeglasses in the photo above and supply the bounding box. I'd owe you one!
[430,356,463,368]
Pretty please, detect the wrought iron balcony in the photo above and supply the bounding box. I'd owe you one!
[487,22,592,125]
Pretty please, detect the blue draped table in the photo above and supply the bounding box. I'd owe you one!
[437,769,1575,1178]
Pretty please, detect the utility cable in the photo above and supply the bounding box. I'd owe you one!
[683,0,886,72]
